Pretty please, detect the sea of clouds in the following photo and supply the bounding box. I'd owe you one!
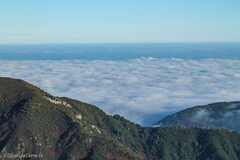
[1,58,240,125]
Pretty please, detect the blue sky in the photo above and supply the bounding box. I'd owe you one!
[0,0,240,43]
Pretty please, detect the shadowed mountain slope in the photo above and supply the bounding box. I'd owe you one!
[156,102,240,133]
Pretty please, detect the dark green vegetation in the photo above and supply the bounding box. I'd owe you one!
[156,102,240,133]
[1,77,240,160]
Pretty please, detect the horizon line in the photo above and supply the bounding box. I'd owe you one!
[0,41,240,46]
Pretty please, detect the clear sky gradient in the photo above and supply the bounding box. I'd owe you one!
[1,0,240,43]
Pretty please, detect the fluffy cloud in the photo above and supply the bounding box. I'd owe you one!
[0,58,240,125]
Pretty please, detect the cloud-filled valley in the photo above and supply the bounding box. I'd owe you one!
[1,58,240,125]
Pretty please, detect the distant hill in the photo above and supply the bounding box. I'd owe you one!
[156,102,240,132]
[1,77,240,159]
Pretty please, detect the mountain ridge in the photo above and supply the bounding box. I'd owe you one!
[156,101,240,132]
[1,77,240,160]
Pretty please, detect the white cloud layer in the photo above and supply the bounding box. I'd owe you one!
[1,58,240,125]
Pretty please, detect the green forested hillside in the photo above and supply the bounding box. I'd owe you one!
[0,77,240,160]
